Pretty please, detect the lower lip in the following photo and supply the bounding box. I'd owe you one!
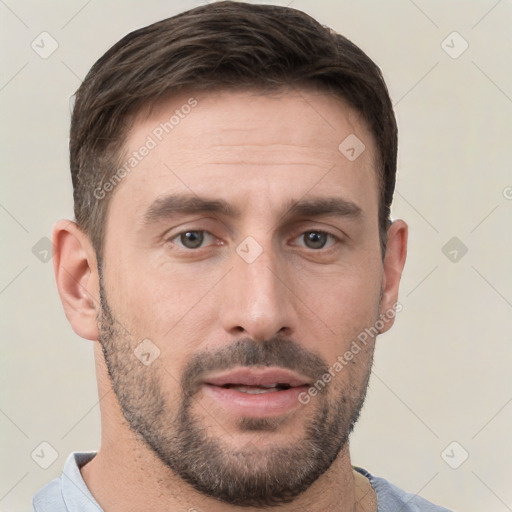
[202,384,309,418]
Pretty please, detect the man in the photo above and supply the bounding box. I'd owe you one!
[33,2,452,511]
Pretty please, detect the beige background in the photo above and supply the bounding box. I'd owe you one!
[1,1,511,510]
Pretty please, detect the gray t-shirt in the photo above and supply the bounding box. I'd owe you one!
[33,452,453,511]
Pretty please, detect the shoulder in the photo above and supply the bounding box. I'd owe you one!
[33,477,65,512]
[32,452,99,512]
[354,467,454,512]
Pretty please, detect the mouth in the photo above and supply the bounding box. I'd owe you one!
[204,367,310,392]
[201,367,311,417]
[216,383,292,394]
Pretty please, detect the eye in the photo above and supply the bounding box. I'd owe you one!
[171,230,215,249]
[295,230,337,250]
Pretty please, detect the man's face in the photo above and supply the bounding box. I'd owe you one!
[98,88,387,506]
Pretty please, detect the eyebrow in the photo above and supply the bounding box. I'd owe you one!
[141,193,362,227]
[142,194,239,226]
[284,196,362,221]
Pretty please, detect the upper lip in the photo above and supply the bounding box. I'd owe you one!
[204,367,311,388]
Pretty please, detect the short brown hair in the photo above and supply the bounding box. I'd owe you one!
[70,1,397,260]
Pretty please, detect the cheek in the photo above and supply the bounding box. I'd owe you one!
[299,258,382,323]
[293,264,382,373]
[106,258,221,353]
[108,272,156,335]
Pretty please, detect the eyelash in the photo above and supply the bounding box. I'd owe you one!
[167,229,340,251]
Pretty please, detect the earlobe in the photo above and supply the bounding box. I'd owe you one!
[379,219,408,334]
[53,219,100,341]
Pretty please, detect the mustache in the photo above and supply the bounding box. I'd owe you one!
[181,336,329,396]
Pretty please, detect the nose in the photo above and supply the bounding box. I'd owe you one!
[218,240,298,341]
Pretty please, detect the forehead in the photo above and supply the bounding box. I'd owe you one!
[107,88,378,226]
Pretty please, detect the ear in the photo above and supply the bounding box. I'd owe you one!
[52,219,100,341]
[378,219,408,334]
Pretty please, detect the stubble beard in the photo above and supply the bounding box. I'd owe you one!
[97,269,375,507]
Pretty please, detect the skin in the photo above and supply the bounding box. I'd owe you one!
[53,87,407,511]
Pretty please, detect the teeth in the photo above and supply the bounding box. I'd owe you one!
[230,385,280,394]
